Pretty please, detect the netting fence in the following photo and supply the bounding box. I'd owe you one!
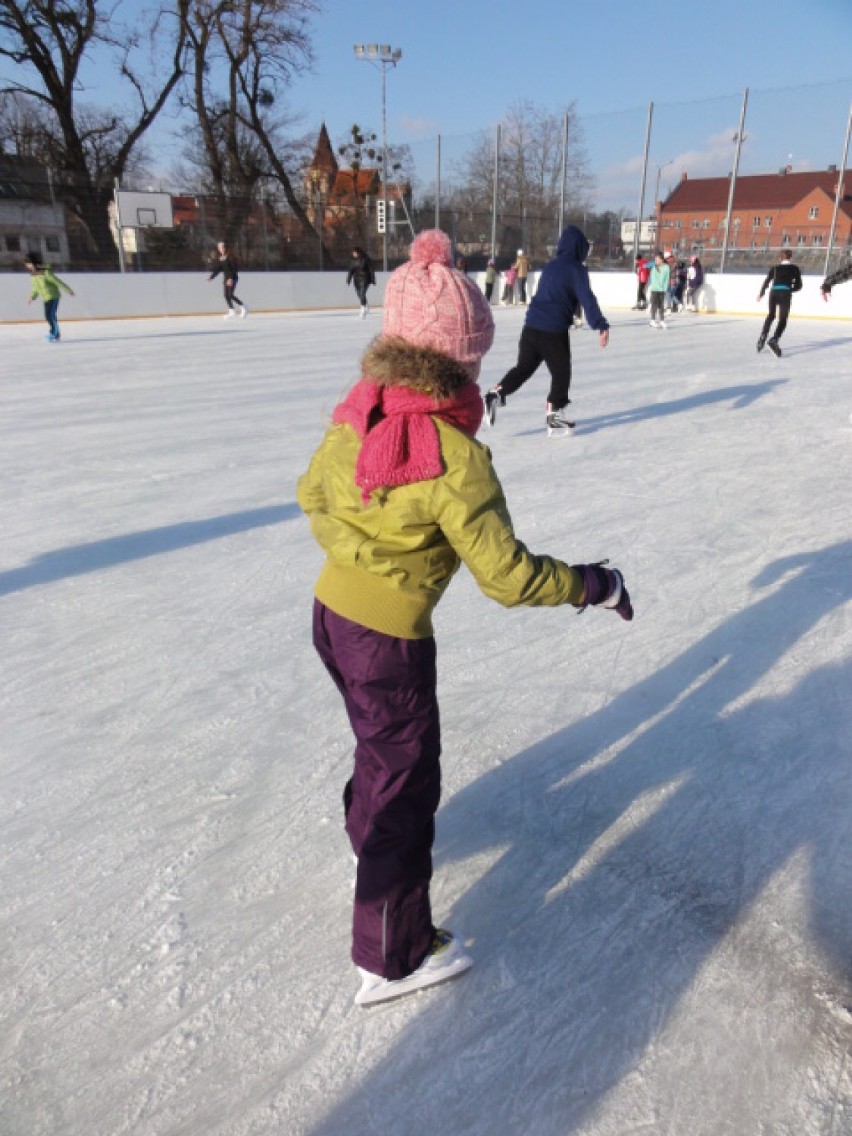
[1,79,849,275]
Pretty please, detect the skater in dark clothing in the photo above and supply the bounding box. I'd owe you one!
[483,258,498,302]
[821,259,852,300]
[485,226,609,434]
[297,229,633,1007]
[686,256,704,311]
[208,241,248,319]
[24,252,74,342]
[347,247,376,318]
[757,249,802,355]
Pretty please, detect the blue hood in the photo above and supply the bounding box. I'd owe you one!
[556,226,590,262]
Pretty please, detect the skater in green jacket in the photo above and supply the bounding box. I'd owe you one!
[25,253,74,342]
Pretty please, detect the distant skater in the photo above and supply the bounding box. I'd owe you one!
[25,252,74,342]
[346,247,376,319]
[821,259,852,300]
[484,226,609,435]
[648,252,670,330]
[209,241,248,319]
[757,249,801,356]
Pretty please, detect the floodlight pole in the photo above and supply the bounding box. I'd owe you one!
[824,99,852,278]
[114,177,126,274]
[353,44,402,274]
[720,87,749,275]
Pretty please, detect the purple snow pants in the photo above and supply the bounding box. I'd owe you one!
[312,600,441,979]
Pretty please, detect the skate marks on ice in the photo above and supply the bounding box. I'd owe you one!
[313,540,852,1136]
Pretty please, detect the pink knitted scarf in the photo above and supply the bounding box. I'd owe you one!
[333,379,484,503]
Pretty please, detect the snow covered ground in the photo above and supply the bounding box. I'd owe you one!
[2,303,851,1136]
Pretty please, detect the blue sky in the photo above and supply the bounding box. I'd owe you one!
[73,0,852,209]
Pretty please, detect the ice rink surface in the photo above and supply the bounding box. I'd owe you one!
[2,303,851,1135]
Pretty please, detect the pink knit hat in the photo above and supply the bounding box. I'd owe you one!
[382,230,495,379]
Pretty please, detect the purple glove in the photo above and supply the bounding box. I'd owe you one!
[573,563,634,621]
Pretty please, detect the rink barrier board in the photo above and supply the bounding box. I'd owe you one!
[1,271,850,324]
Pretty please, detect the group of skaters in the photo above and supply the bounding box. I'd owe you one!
[20,231,850,357]
[634,251,704,328]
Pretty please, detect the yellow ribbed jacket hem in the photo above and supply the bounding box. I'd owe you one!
[314,562,441,639]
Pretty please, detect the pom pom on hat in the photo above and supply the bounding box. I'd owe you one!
[382,229,495,379]
[409,229,453,267]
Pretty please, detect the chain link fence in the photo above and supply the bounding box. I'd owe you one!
[1,80,849,276]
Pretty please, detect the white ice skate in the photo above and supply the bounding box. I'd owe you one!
[239,305,249,319]
[355,928,472,1007]
[223,309,236,320]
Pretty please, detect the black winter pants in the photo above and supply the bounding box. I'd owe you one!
[498,325,573,410]
[761,292,791,341]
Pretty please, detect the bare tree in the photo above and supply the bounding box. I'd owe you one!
[450,99,594,262]
[0,0,189,259]
[181,0,328,260]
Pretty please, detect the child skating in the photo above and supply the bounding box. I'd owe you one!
[648,253,670,329]
[297,229,633,1007]
[25,253,74,342]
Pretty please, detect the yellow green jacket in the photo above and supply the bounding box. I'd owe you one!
[29,267,73,302]
[297,389,584,640]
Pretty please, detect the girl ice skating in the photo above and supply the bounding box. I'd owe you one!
[208,241,248,319]
[25,253,74,342]
[297,228,633,1006]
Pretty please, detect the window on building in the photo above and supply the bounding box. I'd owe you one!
[752,216,760,228]
[808,205,819,220]
[703,219,710,229]
[796,235,805,246]
[45,235,61,252]
[764,216,772,228]
[674,219,681,229]
[733,217,741,228]
[5,235,21,252]
[812,235,823,246]
[692,219,699,228]
[781,235,791,247]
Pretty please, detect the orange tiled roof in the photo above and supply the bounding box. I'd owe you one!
[663,170,851,213]
[332,169,381,196]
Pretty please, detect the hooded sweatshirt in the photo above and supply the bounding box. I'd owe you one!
[524,226,609,335]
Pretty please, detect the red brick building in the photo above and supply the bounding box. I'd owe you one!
[304,123,411,231]
[657,169,852,256]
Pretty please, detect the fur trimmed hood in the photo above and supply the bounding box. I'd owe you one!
[361,336,474,398]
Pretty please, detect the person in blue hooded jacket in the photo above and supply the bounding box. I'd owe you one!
[485,226,609,434]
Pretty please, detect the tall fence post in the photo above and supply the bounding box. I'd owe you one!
[634,102,654,262]
[113,178,125,274]
[435,134,441,230]
[720,87,749,274]
[490,123,500,259]
[559,112,568,237]
[824,99,852,278]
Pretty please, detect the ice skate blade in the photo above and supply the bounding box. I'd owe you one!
[355,953,472,1006]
